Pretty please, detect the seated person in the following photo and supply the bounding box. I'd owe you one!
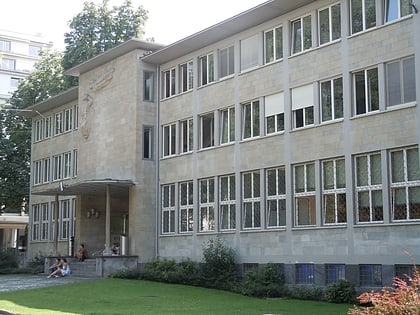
[48,257,61,273]
[75,243,88,261]
[111,243,120,256]
[47,258,71,278]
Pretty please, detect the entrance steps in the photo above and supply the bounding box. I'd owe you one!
[69,258,97,278]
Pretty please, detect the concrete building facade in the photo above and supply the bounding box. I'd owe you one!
[25,0,420,289]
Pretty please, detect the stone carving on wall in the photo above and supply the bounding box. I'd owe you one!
[80,67,115,140]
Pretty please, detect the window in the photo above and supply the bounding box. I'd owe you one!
[220,107,235,144]
[33,160,42,185]
[220,174,236,230]
[35,119,43,142]
[360,264,382,286]
[44,116,52,138]
[351,0,376,34]
[163,123,176,157]
[292,84,314,128]
[385,0,413,22]
[386,57,416,107]
[241,34,259,71]
[296,264,314,284]
[1,58,16,70]
[323,158,347,224]
[73,150,78,177]
[199,178,215,232]
[29,45,41,56]
[144,71,154,101]
[180,61,193,92]
[74,105,79,129]
[180,118,193,153]
[10,77,20,89]
[53,154,62,181]
[321,77,343,122]
[326,264,346,284]
[32,204,40,241]
[355,153,383,223]
[395,265,416,283]
[291,15,312,54]
[54,112,63,135]
[143,126,153,159]
[180,181,194,232]
[220,46,234,78]
[242,100,260,139]
[390,147,420,221]
[163,68,176,98]
[265,92,284,134]
[60,200,70,240]
[200,113,214,149]
[42,158,50,183]
[63,152,72,179]
[354,67,379,115]
[162,184,175,234]
[199,53,214,86]
[0,40,11,52]
[264,26,283,63]
[243,171,261,229]
[266,167,286,228]
[40,203,49,241]
[319,3,341,45]
[64,108,73,132]
[294,163,316,226]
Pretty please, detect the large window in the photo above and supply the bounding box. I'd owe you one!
[64,108,73,132]
[385,0,413,22]
[243,171,261,229]
[294,163,316,226]
[28,45,41,56]
[143,126,153,159]
[360,264,382,287]
[266,167,286,228]
[291,15,312,54]
[242,100,260,139]
[220,107,235,144]
[44,116,52,139]
[35,119,43,142]
[40,203,49,241]
[240,34,259,71]
[319,3,341,45]
[33,160,42,185]
[292,84,314,128]
[32,204,40,241]
[53,154,62,181]
[199,53,214,86]
[355,152,383,223]
[60,199,70,240]
[63,152,72,179]
[144,71,154,101]
[326,264,346,284]
[162,184,175,234]
[180,118,193,153]
[54,112,63,135]
[265,92,284,134]
[163,123,176,157]
[220,46,234,78]
[1,58,16,70]
[296,264,315,284]
[0,40,11,52]
[354,67,379,115]
[200,113,214,149]
[264,26,283,63]
[220,174,236,230]
[351,0,376,34]
[199,178,215,232]
[321,77,343,122]
[390,147,420,221]
[42,158,51,183]
[180,61,193,92]
[163,68,176,98]
[323,158,346,224]
[386,57,416,107]
[180,181,194,233]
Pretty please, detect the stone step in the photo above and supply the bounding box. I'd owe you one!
[68,259,97,277]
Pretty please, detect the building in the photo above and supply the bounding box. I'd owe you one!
[24,0,420,288]
[0,30,52,105]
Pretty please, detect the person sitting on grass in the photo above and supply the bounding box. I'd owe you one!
[47,258,71,278]
[47,257,61,273]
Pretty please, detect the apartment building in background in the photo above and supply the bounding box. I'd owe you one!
[24,0,420,289]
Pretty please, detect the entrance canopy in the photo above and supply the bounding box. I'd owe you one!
[31,179,135,197]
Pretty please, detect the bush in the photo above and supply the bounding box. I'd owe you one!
[111,267,142,279]
[200,238,239,290]
[348,267,420,315]
[287,285,325,301]
[27,254,45,274]
[0,248,19,269]
[241,263,286,298]
[324,280,357,304]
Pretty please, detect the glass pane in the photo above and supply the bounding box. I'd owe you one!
[265,30,274,63]
[201,181,207,203]
[243,104,252,138]
[267,116,275,134]
[409,186,420,219]
[303,15,312,50]
[244,173,252,198]
[351,0,363,33]
[372,190,383,221]
[358,191,370,222]
[170,124,176,155]
[208,54,214,83]
[188,183,193,205]
[333,77,344,119]
[386,0,399,21]
[253,101,260,137]
[386,61,401,106]
[229,108,235,142]
[391,150,404,183]
[209,179,214,202]
[268,200,278,226]
[324,194,336,223]
[401,0,413,16]
[407,148,420,181]
[356,156,368,187]
[295,165,305,192]
[267,169,277,196]
[221,110,228,143]
[336,159,346,188]
[230,204,236,229]
[371,153,382,185]
[319,8,330,45]
[323,161,334,189]
[221,177,228,201]
[275,27,283,59]
[365,0,376,29]
[253,172,260,198]
[244,203,253,228]
[305,106,314,125]
[163,186,169,207]
[292,20,302,54]
[403,58,416,103]
[355,71,367,115]
[331,4,341,40]
[254,202,261,227]
[221,205,228,229]
[277,113,284,132]
[307,163,316,191]
[393,187,407,220]
[367,68,379,111]
[278,168,286,195]
[228,46,235,75]
[230,176,235,200]
[321,81,332,121]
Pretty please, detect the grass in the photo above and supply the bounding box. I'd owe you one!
[0,278,352,315]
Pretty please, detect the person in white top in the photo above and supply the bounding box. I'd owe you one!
[47,258,71,278]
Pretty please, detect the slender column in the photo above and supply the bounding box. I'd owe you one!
[105,184,111,254]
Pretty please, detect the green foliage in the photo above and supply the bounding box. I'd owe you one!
[324,280,357,304]
[200,238,239,290]
[27,253,46,274]
[287,285,325,301]
[111,267,142,279]
[241,263,286,298]
[0,248,19,269]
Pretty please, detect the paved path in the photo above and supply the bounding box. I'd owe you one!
[0,274,98,293]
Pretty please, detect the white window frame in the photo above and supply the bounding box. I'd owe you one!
[350,0,376,34]
[44,116,52,138]
[294,163,316,227]
[292,84,314,129]
[53,154,62,181]
[63,152,72,179]
[180,118,193,153]
[265,92,284,134]
[162,184,176,234]
[42,157,51,183]
[219,46,235,78]
[162,123,176,157]
[144,71,155,101]
[242,100,260,140]
[163,68,176,98]
[320,77,344,122]
[220,107,235,144]
[35,119,43,142]
[54,112,63,135]
[353,67,379,116]
[64,108,73,132]
[73,150,78,177]
[180,61,193,92]
[318,3,341,45]
[291,14,312,55]
[32,204,40,241]
[266,167,286,228]
[199,53,214,86]
[33,160,42,185]
[220,174,236,230]
[60,199,70,240]
[40,203,49,241]
[386,56,416,107]
[384,0,413,22]
[242,171,261,229]
[200,112,214,149]
[180,181,194,233]
[264,26,283,63]
[199,178,215,232]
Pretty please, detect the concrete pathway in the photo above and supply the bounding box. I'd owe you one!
[0,274,97,293]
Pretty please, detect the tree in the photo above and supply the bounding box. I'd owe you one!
[0,50,65,212]
[62,0,148,86]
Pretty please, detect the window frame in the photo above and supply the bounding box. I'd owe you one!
[296,263,315,284]
[180,61,194,92]
[294,162,316,227]
[180,181,194,233]
[291,14,312,55]
[384,0,413,22]
[219,46,235,78]
[144,71,155,102]
[318,3,341,45]
[200,112,215,149]
[180,118,193,153]
[162,123,176,157]
[162,184,176,234]
[351,0,377,34]
[143,126,153,160]
[386,56,416,107]
[320,77,344,122]
[163,68,176,98]
[199,53,215,86]
[264,25,283,64]
[266,167,286,228]
[199,178,215,232]
[242,100,260,140]
[242,170,261,229]
[353,67,379,116]
[220,106,235,144]
[220,174,236,231]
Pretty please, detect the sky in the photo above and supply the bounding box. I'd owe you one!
[0,0,267,50]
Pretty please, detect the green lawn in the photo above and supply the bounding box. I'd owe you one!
[0,278,352,315]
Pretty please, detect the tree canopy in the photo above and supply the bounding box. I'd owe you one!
[1,0,148,212]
